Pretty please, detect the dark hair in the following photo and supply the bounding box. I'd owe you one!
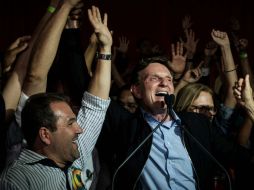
[21,93,71,148]
[117,84,132,98]
[130,56,171,85]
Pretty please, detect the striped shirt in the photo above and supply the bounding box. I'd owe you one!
[0,92,110,190]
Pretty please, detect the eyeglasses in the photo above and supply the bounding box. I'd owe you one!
[189,105,217,115]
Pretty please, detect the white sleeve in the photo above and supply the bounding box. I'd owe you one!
[15,92,29,127]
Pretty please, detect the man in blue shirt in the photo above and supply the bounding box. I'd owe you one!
[96,56,251,190]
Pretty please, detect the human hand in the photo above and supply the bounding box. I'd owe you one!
[211,29,230,47]
[183,29,199,58]
[88,6,112,51]
[170,42,187,74]
[116,36,129,54]
[65,2,84,29]
[3,35,31,72]
[238,38,248,51]
[233,74,253,107]
[182,15,192,31]
[182,61,203,83]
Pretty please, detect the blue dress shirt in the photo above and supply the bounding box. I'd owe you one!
[140,110,196,190]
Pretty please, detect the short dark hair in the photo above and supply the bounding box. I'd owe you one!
[21,93,71,148]
[130,56,171,85]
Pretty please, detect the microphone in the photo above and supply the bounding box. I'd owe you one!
[163,93,176,121]
[156,92,176,121]
[164,93,175,110]
[111,93,170,190]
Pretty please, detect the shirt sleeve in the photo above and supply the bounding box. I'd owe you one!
[75,91,110,168]
[15,92,29,127]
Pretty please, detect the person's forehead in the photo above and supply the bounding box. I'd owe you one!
[193,91,214,105]
[143,62,171,73]
[50,101,75,117]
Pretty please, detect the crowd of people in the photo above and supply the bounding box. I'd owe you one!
[0,0,254,189]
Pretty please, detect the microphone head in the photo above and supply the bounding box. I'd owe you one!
[164,94,175,109]
[155,92,175,108]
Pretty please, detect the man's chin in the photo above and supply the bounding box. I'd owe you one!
[74,151,81,160]
[153,102,167,114]
[160,101,167,108]
[70,150,81,162]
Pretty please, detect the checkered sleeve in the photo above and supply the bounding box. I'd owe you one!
[75,92,110,168]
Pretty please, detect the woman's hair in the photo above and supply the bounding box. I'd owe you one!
[174,83,215,112]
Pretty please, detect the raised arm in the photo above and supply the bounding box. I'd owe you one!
[84,33,98,77]
[1,36,31,76]
[234,75,254,121]
[23,0,81,96]
[174,62,202,96]
[2,0,61,122]
[111,36,130,88]
[87,6,112,99]
[211,29,238,108]
[233,75,254,147]
[169,41,187,82]
[183,29,199,69]
[237,38,254,89]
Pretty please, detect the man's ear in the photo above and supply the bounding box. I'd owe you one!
[130,84,142,99]
[38,127,51,145]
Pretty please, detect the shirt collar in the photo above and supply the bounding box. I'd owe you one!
[141,108,181,129]
[19,149,48,164]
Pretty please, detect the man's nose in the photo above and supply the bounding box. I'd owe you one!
[76,124,83,134]
[160,78,169,85]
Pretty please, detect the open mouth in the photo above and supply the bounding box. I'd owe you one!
[72,138,78,145]
[155,91,168,96]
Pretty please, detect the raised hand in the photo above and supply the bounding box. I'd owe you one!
[184,29,199,58]
[238,38,248,50]
[2,35,31,73]
[117,36,129,54]
[65,2,84,29]
[182,15,193,31]
[170,42,187,74]
[182,61,203,83]
[88,6,112,51]
[233,74,253,107]
[174,61,203,96]
[211,29,230,47]
[233,74,254,122]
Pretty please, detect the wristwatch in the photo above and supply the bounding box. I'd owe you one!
[97,53,112,60]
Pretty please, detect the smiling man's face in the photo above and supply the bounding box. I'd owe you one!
[47,102,83,166]
[132,63,174,114]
